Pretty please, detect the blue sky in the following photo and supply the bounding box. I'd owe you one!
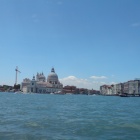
[0,0,140,90]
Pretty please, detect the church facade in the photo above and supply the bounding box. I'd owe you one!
[20,68,63,93]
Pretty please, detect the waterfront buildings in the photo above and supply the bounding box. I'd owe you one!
[123,82,129,94]
[21,68,63,93]
[100,79,140,95]
[0,85,13,92]
[100,85,113,95]
[111,84,116,95]
[116,83,123,94]
[62,85,99,94]
[127,80,140,94]
[0,85,4,92]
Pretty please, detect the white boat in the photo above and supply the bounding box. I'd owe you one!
[15,91,23,94]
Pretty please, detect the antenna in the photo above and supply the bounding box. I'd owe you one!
[15,66,21,85]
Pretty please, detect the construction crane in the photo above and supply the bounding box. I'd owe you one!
[15,66,21,85]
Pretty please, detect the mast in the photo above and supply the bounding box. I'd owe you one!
[15,66,21,85]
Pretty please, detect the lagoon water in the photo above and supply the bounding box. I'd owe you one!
[0,92,140,140]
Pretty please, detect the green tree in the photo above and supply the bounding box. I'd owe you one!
[14,84,20,90]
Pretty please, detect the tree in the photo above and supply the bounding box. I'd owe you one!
[14,84,20,90]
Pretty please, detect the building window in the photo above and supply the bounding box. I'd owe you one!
[32,83,34,85]
[36,88,38,93]
[31,88,33,92]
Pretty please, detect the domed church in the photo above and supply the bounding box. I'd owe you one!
[21,68,63,93]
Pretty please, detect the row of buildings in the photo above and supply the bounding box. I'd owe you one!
[100,79,140,95]
[0,85,13,92]
[20,68,99,94]
[62,85,100,95]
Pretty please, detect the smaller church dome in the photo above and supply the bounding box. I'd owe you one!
[36,72,46,82]
[39,75,45,78]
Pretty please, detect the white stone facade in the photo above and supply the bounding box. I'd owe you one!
[128,80,140,94]
[21,68,63,93]
[100,85,112,95]
[100,79,140,95]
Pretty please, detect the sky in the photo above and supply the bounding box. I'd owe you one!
[0,0,140,90]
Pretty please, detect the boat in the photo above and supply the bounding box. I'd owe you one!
[119,93,140,97]
[15,91,23,94]
[120,94,128,97]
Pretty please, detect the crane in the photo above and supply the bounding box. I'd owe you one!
[15,66,21,85]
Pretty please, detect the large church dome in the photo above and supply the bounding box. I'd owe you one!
[47,68,59,84]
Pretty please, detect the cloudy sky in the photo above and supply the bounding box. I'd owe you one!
[0,0,140,90]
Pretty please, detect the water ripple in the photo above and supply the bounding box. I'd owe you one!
[0,93,140,139]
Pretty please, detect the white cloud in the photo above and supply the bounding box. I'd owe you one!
[60,76,109,90]
[90,76,107,80]
[110,82,117,85]
[66,76,77,80]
